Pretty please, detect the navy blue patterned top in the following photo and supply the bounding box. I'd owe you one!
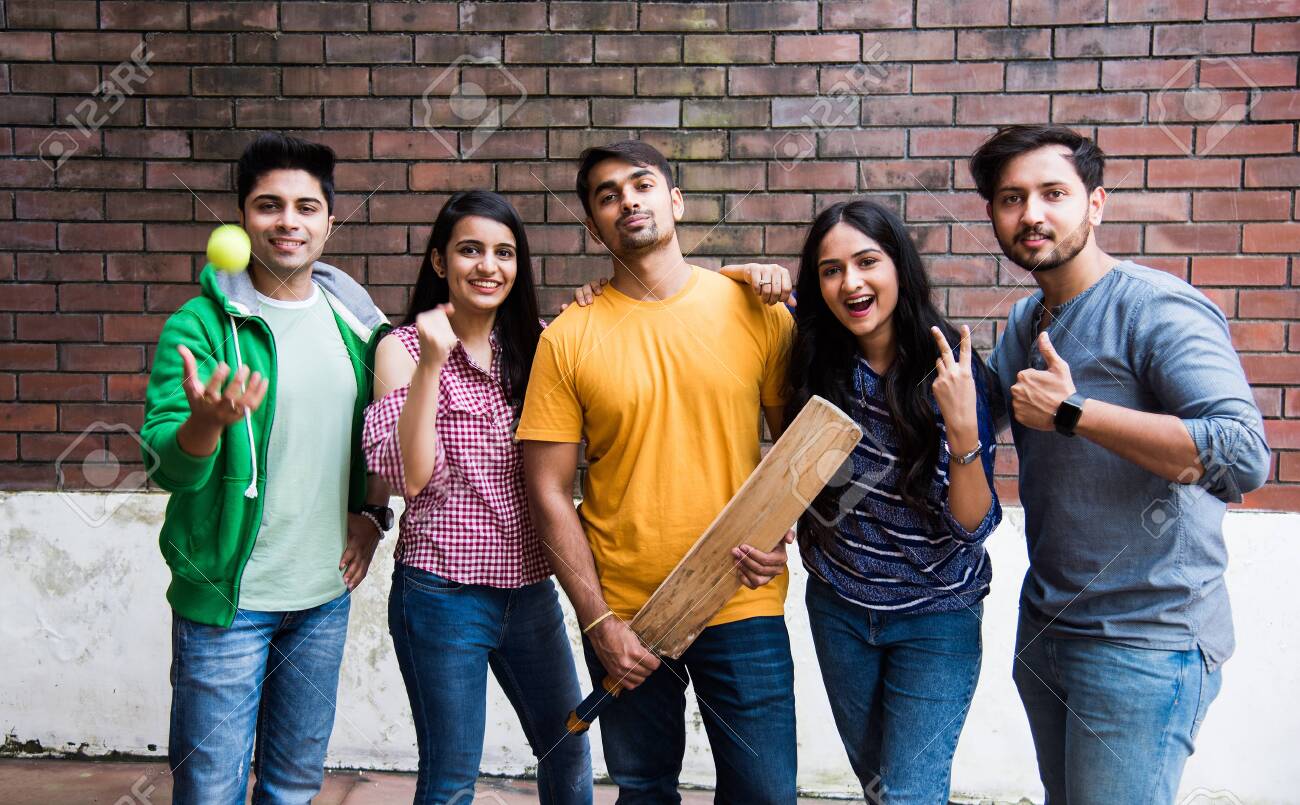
[800,355,1001,614]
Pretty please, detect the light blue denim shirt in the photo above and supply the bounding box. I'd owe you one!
[988,261,1270,671]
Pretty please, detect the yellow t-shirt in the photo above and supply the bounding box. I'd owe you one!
[517,266,795,626]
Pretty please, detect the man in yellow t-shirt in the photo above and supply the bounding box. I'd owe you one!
[519,140,797,804]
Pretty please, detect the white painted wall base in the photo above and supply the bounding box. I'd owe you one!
[2,492,1296,803]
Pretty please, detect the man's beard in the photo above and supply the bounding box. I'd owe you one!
[998,210,1091,273]
[612,212,663,253]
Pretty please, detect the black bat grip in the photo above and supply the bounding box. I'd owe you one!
[565,675,623,734]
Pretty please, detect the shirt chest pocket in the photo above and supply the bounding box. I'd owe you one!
[440,381,517,471]
[443,379,494,418]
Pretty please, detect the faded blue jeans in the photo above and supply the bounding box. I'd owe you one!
[1013,616,1223,805]
[168,592,350,805]
[388,563,592,805]
[806,575,983,805]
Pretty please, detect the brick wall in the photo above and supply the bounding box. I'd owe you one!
[0,0,1297,509]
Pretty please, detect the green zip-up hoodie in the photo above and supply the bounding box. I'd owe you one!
[141,262,390,627]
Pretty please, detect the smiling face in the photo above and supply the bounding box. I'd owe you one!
[817,222,900,359]
[987,144,1105,273]
[434,214,518,316]
[238,168,334,279]
[583,158,683,256]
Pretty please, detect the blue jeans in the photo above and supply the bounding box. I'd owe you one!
[168,593,350,805]
[1013,616,1223,805]
[805,576,982,805]
[581,615,797,805]
[388,563,592,805]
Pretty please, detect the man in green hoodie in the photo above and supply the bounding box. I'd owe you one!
[141,133,392,804]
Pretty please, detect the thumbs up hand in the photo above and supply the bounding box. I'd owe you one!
[1011,331,1077,431]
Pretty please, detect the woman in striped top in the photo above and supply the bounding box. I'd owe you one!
[786,200,1001,804]
[363,191,591,804]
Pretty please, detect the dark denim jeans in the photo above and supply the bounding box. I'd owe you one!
[581,615,797,805]
[168,592,350,805]
[1013,616,1223,805]
[389,563,592,805]
[806,576,983,805]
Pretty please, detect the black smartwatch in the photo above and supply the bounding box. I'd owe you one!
[1054,392,1086,437]
[360,503,395,536]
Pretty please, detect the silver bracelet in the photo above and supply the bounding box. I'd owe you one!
[359,510,385,539]
[949,439,983,466]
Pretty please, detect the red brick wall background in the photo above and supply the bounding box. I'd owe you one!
[0,1,1297,509]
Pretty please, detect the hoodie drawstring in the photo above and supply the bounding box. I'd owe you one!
[228,314,259,499]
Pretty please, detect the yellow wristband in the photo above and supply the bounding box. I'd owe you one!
[582,610,615,634]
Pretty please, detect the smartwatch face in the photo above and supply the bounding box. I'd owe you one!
[1056,397,1083,434]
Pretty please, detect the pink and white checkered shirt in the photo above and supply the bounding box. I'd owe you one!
[362,324,551,588]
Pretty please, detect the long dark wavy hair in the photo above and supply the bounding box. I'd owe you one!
[786,199,986,529]
[404,190,543,412]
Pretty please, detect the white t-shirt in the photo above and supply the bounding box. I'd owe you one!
[238,285,358,612]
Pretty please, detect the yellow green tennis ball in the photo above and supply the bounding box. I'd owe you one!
[206,224,251,273]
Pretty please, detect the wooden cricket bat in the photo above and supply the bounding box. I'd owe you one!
[566,395,862,734]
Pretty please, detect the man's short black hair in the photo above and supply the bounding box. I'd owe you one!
[575,140,676,216]
[236,132,336,214]
[969,125,1105,201]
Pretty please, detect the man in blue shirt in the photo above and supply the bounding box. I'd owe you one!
[971,125,1270,804]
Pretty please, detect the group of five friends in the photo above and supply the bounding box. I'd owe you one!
[142,125,1270,805]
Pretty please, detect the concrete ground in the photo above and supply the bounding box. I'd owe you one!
[0,758,868,804]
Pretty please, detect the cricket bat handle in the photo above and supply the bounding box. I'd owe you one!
[565,675,623,735]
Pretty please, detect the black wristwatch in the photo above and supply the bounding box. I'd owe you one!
[360,503,395,537]
[1054,392,1086,437]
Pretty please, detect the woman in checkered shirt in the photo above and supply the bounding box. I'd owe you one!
[363,191,592,804]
